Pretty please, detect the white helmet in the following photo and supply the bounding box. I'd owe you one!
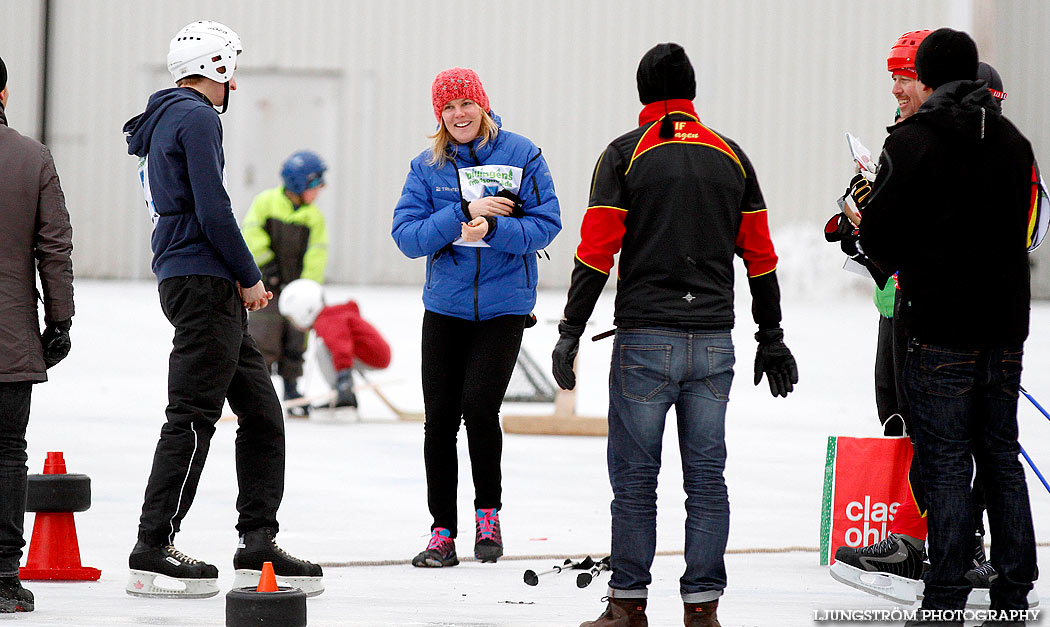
[279,279,325,329]
[167,20,240,84]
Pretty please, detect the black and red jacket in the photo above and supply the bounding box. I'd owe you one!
[562,99,783,330]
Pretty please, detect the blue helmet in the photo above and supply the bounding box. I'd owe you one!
[281,151,327,195]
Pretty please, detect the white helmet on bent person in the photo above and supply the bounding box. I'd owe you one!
[167,20,241,84]
[279,279,325,329]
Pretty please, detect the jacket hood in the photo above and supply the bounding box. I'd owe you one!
[905,79,1000,140]
[123,88,209,157]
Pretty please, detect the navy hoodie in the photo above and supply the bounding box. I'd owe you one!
[124,88,261,287]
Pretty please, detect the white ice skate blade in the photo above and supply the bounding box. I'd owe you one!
[233,569,324,597]
[126,570,219,599]
[919,585,1040,609]
[830,560,922,604]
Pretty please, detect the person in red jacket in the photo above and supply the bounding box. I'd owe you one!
[278,279,391,409]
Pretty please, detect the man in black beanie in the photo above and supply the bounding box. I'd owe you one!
[0,54,76,613]
[554,42,797,627]
[859,28,1040,626]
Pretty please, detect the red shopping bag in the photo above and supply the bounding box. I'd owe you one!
[819,436,913,565]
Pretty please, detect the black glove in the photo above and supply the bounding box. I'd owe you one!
[754,328,798,398]
[823,212,855,243]
[846,173,873,211]
[552,320,585,390]
[839,229,863,259]
[41,319,72,369]
[495,189,525,218]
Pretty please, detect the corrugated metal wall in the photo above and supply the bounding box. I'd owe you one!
[3,0,1046,292]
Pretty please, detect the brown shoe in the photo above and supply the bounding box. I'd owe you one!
[684,600,720,627]
[580,597,648,627]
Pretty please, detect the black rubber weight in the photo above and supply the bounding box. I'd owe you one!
[226,587,307,627]
[25,474,91,513]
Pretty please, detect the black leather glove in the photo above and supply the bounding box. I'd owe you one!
[41,319,72,369]
[846,173,873,211]
[552,320,585,390]
[839,230,863,259]
[754,328,798,398]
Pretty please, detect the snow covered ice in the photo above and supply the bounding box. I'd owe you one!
[16,278,1050,626]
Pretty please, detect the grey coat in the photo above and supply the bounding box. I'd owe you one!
[0,105,74,382]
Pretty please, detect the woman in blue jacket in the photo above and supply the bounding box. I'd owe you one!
[393,67,561,567]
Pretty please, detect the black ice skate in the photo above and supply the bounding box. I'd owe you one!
[963,557,1041,609]
[829,533,926,604]
[232,528,324,596]
[0,576,34,613]
[126,542,219,598]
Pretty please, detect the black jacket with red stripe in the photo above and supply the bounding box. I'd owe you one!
[562,99,783,331]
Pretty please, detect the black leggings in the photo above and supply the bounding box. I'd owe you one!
[421,310,525,538]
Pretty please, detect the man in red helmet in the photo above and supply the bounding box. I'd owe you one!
[860,28,1038,624]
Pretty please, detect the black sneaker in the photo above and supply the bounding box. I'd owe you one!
[412,527,459,568]
[233,528,323,596]
[474,508,503,563]
[834,533,926,580]
[126,543,219,598]
[0,576,34,613]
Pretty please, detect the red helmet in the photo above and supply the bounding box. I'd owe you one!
[887,30,933,79]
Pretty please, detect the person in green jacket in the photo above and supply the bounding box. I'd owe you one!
[242,150,329,415]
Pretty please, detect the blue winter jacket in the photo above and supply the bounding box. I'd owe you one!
[392,114,561,321]
[124,88,261,287]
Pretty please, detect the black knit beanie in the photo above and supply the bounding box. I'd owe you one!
[636,43,695,105]
[915,28,978,89]
[0,55,7,92]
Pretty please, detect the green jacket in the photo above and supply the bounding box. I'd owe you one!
[242,186,328,285]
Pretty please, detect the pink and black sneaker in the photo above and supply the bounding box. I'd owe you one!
[412,527,458,568]
[474,508,503,563]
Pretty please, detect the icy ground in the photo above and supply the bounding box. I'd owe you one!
[11,279,1050,626]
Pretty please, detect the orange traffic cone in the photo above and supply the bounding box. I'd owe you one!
[19,452,101,581]
[257,561,278,592]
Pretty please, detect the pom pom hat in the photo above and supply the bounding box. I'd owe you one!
[431,67,490,121]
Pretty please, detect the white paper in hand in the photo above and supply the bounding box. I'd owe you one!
[846,132,878,181]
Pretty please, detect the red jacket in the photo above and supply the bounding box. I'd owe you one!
[313,301,391,371]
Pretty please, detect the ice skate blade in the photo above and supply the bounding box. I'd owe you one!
[830,560,921,604]
[920,585,1040,609]
[233,569,324,597]
[126,569,219,599]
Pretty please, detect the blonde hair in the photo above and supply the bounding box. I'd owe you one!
[427,109,499,167]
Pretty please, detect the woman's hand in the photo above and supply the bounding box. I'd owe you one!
[461,217,490,242]
[467,196,515,219]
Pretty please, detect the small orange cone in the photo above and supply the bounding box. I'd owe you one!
[257,561,278,592]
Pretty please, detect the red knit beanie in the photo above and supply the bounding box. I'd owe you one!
[431,67,489,121]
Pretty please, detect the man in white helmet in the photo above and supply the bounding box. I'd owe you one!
[122,20,322,599]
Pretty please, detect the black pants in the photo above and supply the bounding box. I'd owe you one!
[137,276,285,546]
[421,310,524,538]
[247,288,306,381]
[0,383,32,575]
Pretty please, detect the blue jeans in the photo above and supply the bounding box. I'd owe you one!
[904,341,1036,612]
[606,328,734,602]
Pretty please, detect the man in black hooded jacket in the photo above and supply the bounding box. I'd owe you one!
[860,29,1038,624]
[555,43,798,627]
